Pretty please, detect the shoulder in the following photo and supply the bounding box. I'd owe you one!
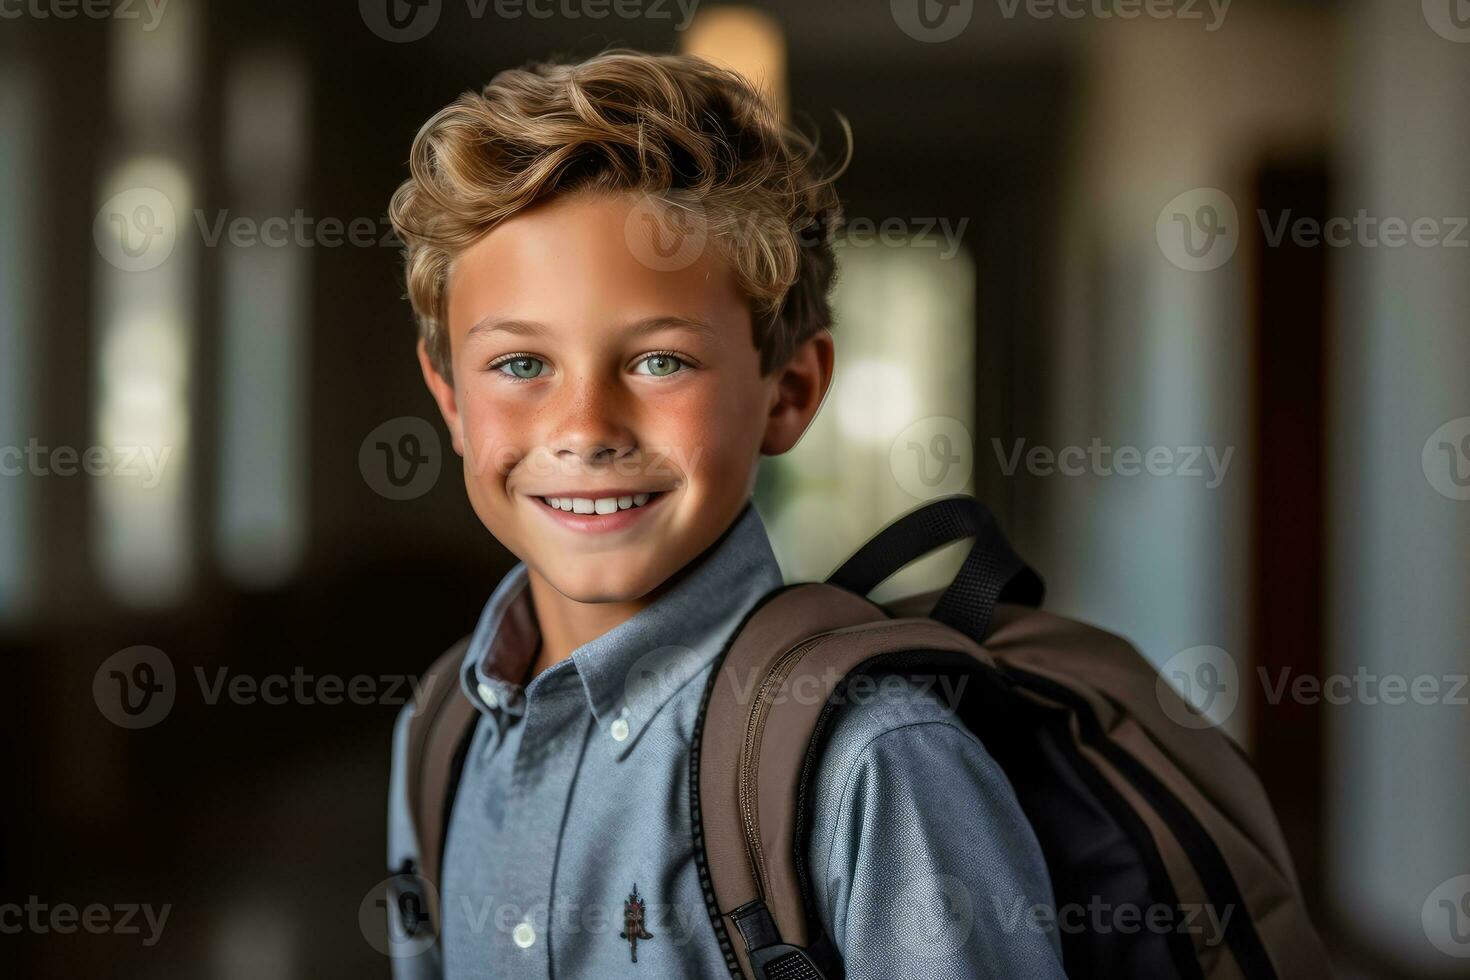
[387,636,473,865]
[390,636,473,763]
[805,668,1019,872]
[810,669,991,793]
[803,671,1063,973]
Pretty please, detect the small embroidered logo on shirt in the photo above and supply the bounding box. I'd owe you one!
[619,883,655,962]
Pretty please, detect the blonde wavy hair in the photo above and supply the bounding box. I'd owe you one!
[388,49,848,381]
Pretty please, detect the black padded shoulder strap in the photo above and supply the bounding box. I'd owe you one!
[826,494,1044,641]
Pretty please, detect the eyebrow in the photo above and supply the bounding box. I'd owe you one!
[466,315,722,344]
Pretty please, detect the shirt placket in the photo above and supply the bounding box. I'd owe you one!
[488,675,593,978]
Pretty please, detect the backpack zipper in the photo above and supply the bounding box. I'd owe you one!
[738,620,955,898]
[739,633,828,897]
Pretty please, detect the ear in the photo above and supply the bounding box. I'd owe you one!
[761,328,835,456]
[417,339,465,457]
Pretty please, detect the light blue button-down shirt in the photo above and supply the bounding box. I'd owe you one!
[388,499,1064,978]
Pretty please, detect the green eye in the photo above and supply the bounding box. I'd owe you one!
[496,356,545,380]
[636,354,686,377]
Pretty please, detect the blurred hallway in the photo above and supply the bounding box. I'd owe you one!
[2,1,1467,976]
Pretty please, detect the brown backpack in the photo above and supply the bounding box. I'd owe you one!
[394,495,1329,980]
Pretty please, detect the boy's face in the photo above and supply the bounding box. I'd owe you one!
[419,191,830,603]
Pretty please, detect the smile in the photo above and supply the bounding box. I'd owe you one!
[529,490,669,533]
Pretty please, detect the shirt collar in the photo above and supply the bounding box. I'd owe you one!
[459,499,786,759]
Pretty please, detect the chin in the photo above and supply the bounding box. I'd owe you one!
[539,559,670,605]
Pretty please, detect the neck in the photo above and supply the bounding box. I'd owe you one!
[523,569,672,679]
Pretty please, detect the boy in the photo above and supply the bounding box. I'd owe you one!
[385,50,1063,978]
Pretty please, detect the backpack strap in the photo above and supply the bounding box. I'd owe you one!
[402,637,479,937]
[827,493,1043,642]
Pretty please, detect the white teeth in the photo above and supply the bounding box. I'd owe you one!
[541,492,659,514]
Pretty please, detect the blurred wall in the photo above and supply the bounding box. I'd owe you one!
[1036,7,1334,744]
[1327,0,1470,971]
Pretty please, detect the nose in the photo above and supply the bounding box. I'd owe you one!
[545,372,638,466]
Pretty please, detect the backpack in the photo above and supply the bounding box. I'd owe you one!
[392,495,1330,979]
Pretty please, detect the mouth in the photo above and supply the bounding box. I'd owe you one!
[528,489,671,534]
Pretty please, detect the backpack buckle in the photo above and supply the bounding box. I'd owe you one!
[729,898,832,980]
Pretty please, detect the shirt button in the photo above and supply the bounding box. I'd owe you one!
[512,920,535,948]
[610,717,630,742]
[477,681,499,709]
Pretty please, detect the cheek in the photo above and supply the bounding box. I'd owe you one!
[660,383,762,483]
[456,384,531,480]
